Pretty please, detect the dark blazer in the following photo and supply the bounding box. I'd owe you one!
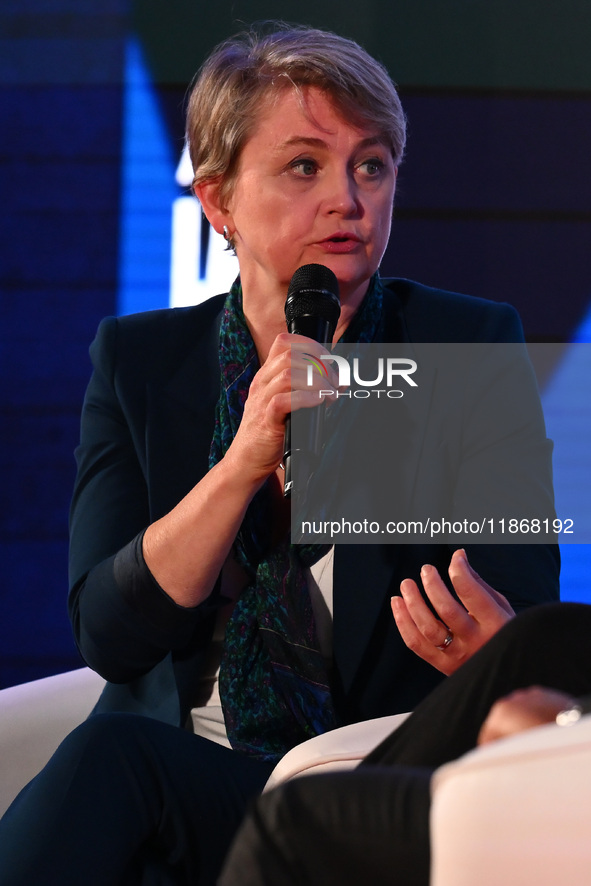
[68,279,560,729]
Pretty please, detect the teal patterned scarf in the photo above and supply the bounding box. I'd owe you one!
[212,275,383,762]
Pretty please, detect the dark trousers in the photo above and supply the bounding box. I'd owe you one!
[0,717,273,886]
[220,602,591,886]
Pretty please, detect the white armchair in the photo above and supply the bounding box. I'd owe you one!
[269,711,591,886]
[1,669,590,885]
[0,667,105,816]
[430,712,591,886]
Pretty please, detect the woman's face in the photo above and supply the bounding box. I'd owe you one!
[223,86,397,314]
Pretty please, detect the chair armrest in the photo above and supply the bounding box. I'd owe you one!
[0,667,105,816]
[430,713,591,886]
[265,713,410,791]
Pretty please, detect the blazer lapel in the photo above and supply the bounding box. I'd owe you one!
[330,293,403,699]
[330,285,438,700]
[332,543,397,697]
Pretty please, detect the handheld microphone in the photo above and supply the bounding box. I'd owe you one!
[283,264,341,498]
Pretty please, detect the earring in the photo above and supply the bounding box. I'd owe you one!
[222,225,230,241]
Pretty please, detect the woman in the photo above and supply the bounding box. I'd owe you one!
[0,24,558,885]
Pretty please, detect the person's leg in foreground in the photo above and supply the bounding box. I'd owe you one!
[0,713,273,886]
[220,602,591,886]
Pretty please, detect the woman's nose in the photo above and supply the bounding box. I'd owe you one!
[324,169,360,216]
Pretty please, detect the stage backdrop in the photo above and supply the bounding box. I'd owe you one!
[1,0,590,688]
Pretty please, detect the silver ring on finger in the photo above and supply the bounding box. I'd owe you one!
[435,630,454,651]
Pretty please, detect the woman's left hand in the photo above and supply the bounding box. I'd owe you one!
[391,549,515,675]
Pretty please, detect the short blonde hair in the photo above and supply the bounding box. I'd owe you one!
[186,23,406,207]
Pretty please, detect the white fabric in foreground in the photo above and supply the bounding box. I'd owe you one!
[431,713,591,886]
[264,712,410,791]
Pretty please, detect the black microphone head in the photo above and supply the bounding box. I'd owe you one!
[285,264,341,339]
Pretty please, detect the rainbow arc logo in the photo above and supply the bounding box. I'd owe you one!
[302,353,330,383]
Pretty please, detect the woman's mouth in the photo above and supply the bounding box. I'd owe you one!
[318,233,361,254]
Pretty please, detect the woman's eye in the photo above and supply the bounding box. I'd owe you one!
[358,158,385,176]
[290,158,318,176]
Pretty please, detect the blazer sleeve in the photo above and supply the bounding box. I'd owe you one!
[68,316,206,684]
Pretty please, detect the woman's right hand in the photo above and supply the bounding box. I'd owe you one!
[227,332,338,484]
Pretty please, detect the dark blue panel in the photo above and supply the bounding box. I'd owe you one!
[383,217,591,341]
[1,77,123,687]
[398,92,591,214]
[0,541,82,688]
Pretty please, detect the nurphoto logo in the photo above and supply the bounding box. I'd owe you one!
[303,353,418,399]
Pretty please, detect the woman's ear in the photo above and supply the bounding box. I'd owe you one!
[193,180,231,237]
